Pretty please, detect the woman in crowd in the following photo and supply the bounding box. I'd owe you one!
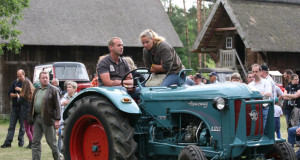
[231,73,242,82]
[58,81,77,154]
[139,29,185,87]
[17,79,35,149]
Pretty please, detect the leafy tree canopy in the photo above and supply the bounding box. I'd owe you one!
[161,1,216,74]
[0,0,30,55]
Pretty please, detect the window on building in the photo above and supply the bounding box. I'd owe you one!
[226,37,232,49]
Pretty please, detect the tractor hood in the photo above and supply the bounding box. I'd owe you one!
[141,83,261,101]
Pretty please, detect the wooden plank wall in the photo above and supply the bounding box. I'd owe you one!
[267,52,300,74]
[0,45,144,114]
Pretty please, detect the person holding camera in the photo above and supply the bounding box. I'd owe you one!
[283,74,300,128]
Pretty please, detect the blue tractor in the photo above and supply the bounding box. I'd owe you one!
[62,69,296,160]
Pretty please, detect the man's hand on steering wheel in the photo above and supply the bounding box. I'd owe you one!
[121,68,151,89]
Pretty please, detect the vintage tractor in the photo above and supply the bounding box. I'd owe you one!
[62,69,296,160]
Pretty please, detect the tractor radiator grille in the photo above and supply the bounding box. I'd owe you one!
[235,100,263,137]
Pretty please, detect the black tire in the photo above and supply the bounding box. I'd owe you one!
[178,145,206,160]
[265,142,297,160]
[63,96,137,160]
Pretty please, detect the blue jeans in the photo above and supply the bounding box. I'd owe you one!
[161,74,184,87]
[274,117,281,138]
[283,107,293,128]
[288,126,300,159]
[57,132,62,152]
[4,106,25,145]
[262,106,269,132]
[288,126,298,145]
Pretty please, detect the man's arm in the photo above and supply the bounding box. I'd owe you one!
[8,80,18,98]
[123,73,133,86]
[283,90,300,100]
[100,73,121,86]
[151,63,166,73]
[100,73,133,86]
[53,87,61,129]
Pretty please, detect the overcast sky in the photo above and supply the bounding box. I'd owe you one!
[167,0,211,9]
[173,0,196,9]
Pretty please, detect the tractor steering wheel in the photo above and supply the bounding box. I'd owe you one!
[121,68,151,89]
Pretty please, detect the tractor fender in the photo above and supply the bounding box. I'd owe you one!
[63,87,141,120]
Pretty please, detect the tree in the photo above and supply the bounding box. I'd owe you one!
[161,0,216,73]
[182,0,191,68]
[0,0,30,55]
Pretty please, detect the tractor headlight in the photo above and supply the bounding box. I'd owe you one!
[213,97,226,110]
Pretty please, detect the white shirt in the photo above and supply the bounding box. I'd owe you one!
[265,74,276,99]
[248,78,272,98]
[274,104,283,117]
[275,85,283,97]
[59,92,77,129]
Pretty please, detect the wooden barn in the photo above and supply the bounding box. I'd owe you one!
[0,0,182,114]
[192,0,300,79]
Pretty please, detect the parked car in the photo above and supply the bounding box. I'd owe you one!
[198,68,235,83]
[33,62,91,92]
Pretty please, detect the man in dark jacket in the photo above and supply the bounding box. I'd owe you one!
[283,74,300,128]
[1,69,26,148]
[28,71,61,160]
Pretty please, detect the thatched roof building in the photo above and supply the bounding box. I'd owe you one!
[18,0,182,47]
[0,0,182,114]
[192,0,300,78]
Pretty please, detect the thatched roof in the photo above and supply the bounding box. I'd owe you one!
[248,0,300,5]
[17,0,183,47]
[192,0,300,52]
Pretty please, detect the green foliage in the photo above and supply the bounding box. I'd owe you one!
[166,2,215,73]
[205,58,216,68]
[0,0,30,55]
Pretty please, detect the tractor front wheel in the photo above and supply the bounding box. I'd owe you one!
[63,96,137,160]
[178,145,206,160]
[265,141,297,160]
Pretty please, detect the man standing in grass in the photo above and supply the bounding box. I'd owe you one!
[28,71,61,160]
[1,69,26,148]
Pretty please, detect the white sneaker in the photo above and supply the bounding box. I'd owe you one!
[59,153,64,160]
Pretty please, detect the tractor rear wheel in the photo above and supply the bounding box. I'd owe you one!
[178,145,206,160]
[265,141,297,160]
[63,96,137,160]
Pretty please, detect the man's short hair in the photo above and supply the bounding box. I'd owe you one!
[39,71,49,79]
[67,81,77,90]
[291,74,299,80]
[17,69,25,75]
[108,37,121,48]
[251,64,261,71]
[52,78,59,85]
[284,69,293,75]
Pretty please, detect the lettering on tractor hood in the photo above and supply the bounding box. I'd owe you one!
[188,101,208,108]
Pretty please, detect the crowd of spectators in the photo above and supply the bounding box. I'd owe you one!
[1,33,299,159]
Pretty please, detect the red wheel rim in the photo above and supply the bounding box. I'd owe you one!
[70,115,109,160]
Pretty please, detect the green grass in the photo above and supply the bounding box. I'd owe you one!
[0,116,294,159]
[280,115,288,139]
[0,119,53,160]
